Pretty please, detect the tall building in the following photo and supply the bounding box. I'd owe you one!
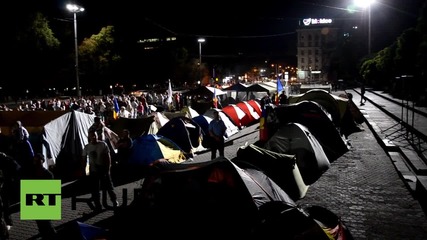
[296,18,339,84]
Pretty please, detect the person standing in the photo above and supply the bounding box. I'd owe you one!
[116,129,133,166]
[11,121,34,177]
[89,117,106,141]
[260,93,272,110]
[208,111,227,160]
[82,130,118,212]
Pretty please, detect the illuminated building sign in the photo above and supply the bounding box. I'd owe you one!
[302,18,333,26]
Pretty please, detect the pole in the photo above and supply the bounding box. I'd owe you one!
[197,38,205,85]
[368,5,371,55]
[73,12,80,97]
[199,42,202,85]
[276,64,278,78]
[199,42,202,66]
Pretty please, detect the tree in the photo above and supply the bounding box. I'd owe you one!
[79,26,122,94]
[6,11,60,97]
[394,28,421,76]
[357,1,427,105]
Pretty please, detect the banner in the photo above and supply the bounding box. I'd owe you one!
[167,79,173,104]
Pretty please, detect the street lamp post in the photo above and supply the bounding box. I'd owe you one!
[197,38,205,84]
[67,4,84,97]
[198,38,205,66]
[355,0,375,55]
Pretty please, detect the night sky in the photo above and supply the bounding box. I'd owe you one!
[37,0,424,58]
[7,0,426,77]
[1,0,424,94]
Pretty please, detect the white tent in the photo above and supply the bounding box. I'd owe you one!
[147,112,169,135]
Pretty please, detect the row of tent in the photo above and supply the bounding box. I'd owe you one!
[253,89,364,200]
[105,89,361,239]
[0,89,359,239]
[145,88,363,203]
[0,89,362,186]
[0,99,263,181]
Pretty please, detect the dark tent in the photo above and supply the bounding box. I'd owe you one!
[223,83,251,103]
[192,115,214,148]
[288,89,343,126]
[234,144,308,201]
[108,115,154,139]
[338,93,366,138]
[184,86,227,97]
[274,100,349,162]
[263,122,330,185]
[110,157,348,239]
[157,116,202,157]
[252,202,353,239]
[246,83,272,93]
[288,90,364,138]
[222,82,250,92]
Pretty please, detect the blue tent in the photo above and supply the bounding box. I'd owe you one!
[56,221,107,240]
[128,134,187,166]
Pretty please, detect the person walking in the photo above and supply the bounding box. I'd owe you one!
[208,111,227,160]
[360,83,366,106]
[82,130,118,212]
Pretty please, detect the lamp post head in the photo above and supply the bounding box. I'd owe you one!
[67,4,85,13]
[198,38,206,43]
[354,0,375,8]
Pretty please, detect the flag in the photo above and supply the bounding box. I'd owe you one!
[277,77,283,93]
[212,87,218,108]
[276,78,284,105]
[113,97,120,120]
[166,79,173,104]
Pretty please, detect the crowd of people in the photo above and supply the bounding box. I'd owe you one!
[0,91,187,125]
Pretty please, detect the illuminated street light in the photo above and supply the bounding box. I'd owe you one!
[354,0,375,55]
[197,38,205,66]
[67,3,85,97]
[197,38,205,85]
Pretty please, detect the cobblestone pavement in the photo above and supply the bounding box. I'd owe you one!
[8,90,427,240]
